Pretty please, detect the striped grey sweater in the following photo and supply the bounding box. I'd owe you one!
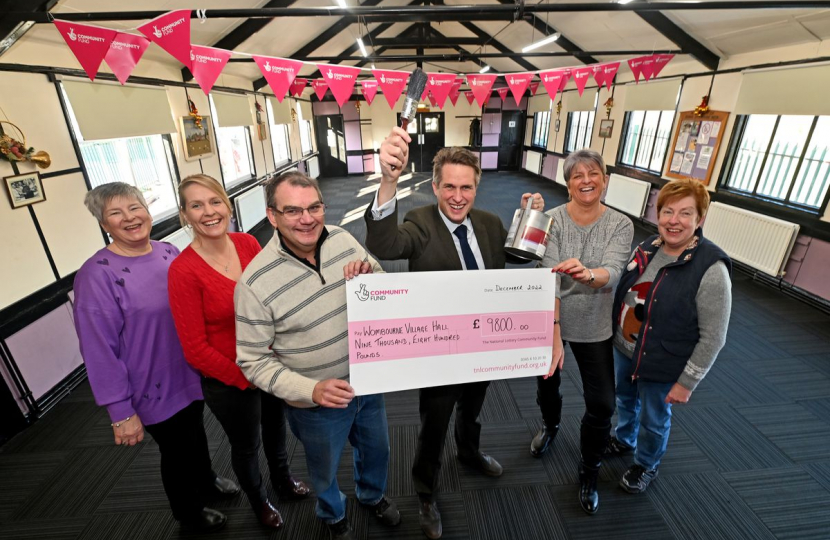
[235,226,382,407]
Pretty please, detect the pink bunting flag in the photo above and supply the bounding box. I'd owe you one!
[372,69,409,108]
[448,81,462,106]
[426,73,457,109]
[640,56,657,81]
[599,62,620,90]
[558,69,572,92]
[189,46,231,95]
[628,57,645,83]
[539,69,566,101]
[496,87,509,102]
[652,54,675,78]
[104,32,149,85]
[466,74,497,107]
[138,10,192,69]
[465,91,475,105]
[428,94,438,108]
[529,81,540,96]
[421,87,429,102]
[253,56,303,102]
[318,64,361,107]
[361,80,378,105]
[290,78,308,97]
[312,79,329,101]
[53,20,118,81]
[592,64,607,89]
[572,67,593,96]
[505,73,533,106]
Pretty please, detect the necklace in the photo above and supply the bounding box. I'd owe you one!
[198,236,233,273]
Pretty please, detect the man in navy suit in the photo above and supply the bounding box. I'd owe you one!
[364,127,543,539]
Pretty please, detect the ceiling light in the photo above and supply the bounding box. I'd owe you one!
[479,65,490,74]
[522,32,561,53]
[357,37,368,57]
[618,0,636,4]
[336,0,347,7]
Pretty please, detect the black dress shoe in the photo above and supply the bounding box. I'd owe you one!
[276,474,311,500]
[258,499,284,529]
[328,517,354,540]
[180,507,227,533]
[213,475,240,497]
[578,468,599,515]
[419,498,442,539]
[530,424,560,457]
[457,452,503,477]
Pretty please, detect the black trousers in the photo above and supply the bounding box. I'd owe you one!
[143,400,216,521]
[412,381,490,498]
[536,337,616,470]
[201,377,291,510]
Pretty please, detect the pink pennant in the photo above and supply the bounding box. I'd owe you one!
[538,70,566,101]
[138,10,192,69]
[104,32,149,85]
[372,69,409,109]
[428,94,438,108]
[361,80,378,105]
[253,56,303,102]
[466,74,497,107]
[465,91,475,105]
[652,54,675,78]
[530,81,540,96]
[558,69,572,92]
[628,57,645,83]
[421,87,429,102]
[312,79,329,101]
[318,64,361,107]
[592,65,607,89]
[640,56,657,81]
[290,78,308,97]
[505,73,533,106]
[572,67,593,96]
[496,87,509,102]
[189,46,231,95]
[599,62,620,90]
[448,83,461,106]
[426,73,457,109]
[53,20,117,81]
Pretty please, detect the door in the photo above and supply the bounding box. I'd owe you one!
[397,112,445,174]
[314,114,348,177]
[498,111,524,170]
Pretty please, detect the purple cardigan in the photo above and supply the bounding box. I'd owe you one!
[73,241,202,425]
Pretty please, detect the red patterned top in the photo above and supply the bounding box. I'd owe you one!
[168,232,262,390]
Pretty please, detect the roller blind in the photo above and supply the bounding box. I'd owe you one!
[736,65,830,115]
[563,90,597,112]
[623,79,681,111]
[298,100,313,122]
[527,95,550,114]
[212,92,254,127]
[268,96,293,124]
[63,80,176,141]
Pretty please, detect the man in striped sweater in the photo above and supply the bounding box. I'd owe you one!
[234,172,399,540]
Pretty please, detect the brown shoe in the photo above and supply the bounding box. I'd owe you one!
[276,475,311,500]
[457,452,503,477]
[419,498,442,539]
[258,500,284,529]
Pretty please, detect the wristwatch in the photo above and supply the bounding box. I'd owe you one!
[587,268,595,285]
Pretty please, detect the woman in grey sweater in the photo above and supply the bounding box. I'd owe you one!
[530,149,634,515]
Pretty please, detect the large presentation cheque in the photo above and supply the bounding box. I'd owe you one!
[345,268,556,395]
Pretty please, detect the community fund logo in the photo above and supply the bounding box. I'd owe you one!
[68,28,77,41]
[354,284,409,302]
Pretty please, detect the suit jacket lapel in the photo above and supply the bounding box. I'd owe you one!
[470,209,494,270]
[431,205,464,271]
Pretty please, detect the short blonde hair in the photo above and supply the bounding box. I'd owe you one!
[657,178,711,220]
[178,174,233,228]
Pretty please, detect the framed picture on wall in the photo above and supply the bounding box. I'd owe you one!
[4,171,45,208]
[554,119,561,132]
[599,119,614,139]
[179,115,214,161]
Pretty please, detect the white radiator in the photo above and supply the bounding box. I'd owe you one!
[161,227,192,251]
[307,155,320,179]
[555,158,566,186]
[525,150,542,175]
[605,173,651,218]
[703,202,799,277]
[235,185,268,233]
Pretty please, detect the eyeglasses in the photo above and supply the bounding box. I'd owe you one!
[272,202,326,220]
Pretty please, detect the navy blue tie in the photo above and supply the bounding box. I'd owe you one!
[453,225,479,270]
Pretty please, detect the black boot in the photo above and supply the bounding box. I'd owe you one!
[578,465,599,515]
[530,423,560,457]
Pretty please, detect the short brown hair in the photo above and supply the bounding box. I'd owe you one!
[178,174,232,228]
[657,178,711,219]
[265,171,323,209]
[432,147,482,186]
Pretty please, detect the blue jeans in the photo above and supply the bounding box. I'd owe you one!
[284,393,389,524]
[613,347,675,470]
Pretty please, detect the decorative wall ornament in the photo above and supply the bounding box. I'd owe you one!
[179,115,214,161]
[0,121,51,169]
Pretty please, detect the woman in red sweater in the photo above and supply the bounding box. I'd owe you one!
[168,174,309,530]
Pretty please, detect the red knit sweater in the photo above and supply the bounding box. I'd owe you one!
[168,232,262,390]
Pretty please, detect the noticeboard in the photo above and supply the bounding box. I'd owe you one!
[665,110,730,185]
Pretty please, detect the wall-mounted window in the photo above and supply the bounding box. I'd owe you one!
[210,94,256,189]
[617,110,674,175]
[565,110,595,153]
[531,111,550,149]
[300,120,314,156]
[266,98,291,166]
[722,114,830,212]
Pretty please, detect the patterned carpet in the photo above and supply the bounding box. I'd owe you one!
[1,170,829,540]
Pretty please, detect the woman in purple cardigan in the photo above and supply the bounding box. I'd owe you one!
[73,182,238,534]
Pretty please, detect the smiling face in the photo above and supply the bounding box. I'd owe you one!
[181,183,231,241]
[432,163,477,224]
[101,196,153,250]
[658,195,701,255]
[267,183,324,259]
[566,162,607,208]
